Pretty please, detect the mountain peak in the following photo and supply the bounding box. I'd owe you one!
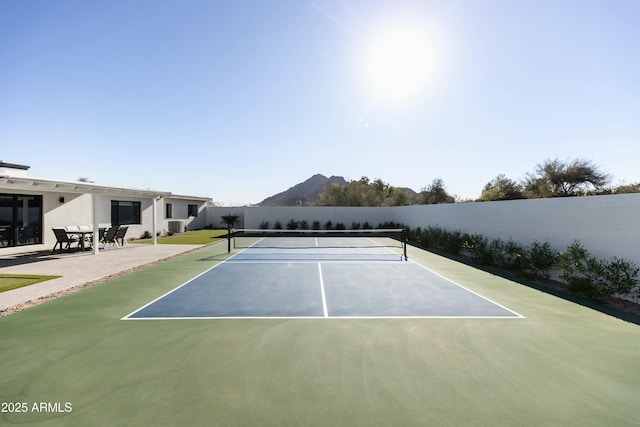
[259,174,347,206]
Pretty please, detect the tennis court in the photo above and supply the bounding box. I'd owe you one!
[125,231,521,320]
[1,236,639,426]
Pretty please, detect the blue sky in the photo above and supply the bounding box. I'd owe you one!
[1,0,639,205]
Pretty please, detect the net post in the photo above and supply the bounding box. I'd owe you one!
[403,229,408,261]
[227,226,231,253]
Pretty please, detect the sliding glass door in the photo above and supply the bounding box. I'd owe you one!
[0,194,43,247]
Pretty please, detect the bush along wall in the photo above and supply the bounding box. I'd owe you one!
[271,219,640,303]
[408,225,639,303]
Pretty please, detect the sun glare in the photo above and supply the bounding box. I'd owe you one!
[366,26,436,101]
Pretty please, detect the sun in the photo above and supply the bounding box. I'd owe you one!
[366,26,436,101]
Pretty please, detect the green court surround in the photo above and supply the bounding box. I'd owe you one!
[1,242,639,426]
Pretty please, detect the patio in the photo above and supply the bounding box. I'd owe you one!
[0,243,210,315]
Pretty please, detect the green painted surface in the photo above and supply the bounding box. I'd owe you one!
[1,244,639,426]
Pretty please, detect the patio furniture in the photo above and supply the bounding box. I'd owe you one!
[0,226,9,247]
[115,226,129,247]
[101,226,120,249]
[52,228,79,253]
[65,227,94,252]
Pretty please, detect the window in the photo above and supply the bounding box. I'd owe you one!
[165,203,172,219]
[188,204,198,217]
[0,194,42,247]
[111,200,141,226]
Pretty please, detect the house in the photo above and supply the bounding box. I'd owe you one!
[0,161,211,253]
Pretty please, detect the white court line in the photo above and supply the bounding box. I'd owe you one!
[121,243,255,320]
[318,263,328,318]
[124,315,521,321]
[407,257,525,319]
[124,236,522,321]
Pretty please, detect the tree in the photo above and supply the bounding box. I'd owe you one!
[220,214,239,229]
[314,176,412,207]
[220,214,239,253]
[523,158,610,198]
[479,174,524,201]
[315,182,348,206]
[417,178,455,204]
[613,182,640,194]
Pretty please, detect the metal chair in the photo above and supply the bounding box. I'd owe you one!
[115,226,129,247]
[101,226,120,249]
[52,228,78,253]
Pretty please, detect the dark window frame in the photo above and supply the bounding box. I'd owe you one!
[0,193,43,247]
[111,200,141,226]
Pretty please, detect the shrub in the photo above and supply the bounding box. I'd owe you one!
[140,230,152,239]
[259,221,269,229]
[526,241,557,278]
[555,240,640,300]
[463,233,493,265]
[274,220,282,230]
[323,221,333,230]
[286,219,299,230]
[351,222,361,230]
[602,257,639,297]
[491,239,526,273]
[299,220,309,230]
[335,222,346,230]
[311,220,321,230]
[557,240,598,298]
[442,230,465,254]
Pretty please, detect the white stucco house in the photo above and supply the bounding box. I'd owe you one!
[0,161,211,254]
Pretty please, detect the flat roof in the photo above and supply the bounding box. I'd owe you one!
[0,161,30,170]
[0,175,172,198]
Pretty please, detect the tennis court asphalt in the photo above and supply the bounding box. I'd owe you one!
[0,243,208,315]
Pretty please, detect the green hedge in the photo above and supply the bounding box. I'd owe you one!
[409,225,639,302]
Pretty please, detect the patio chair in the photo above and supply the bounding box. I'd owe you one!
[0,226,9,247]
[86,227,107,249]
[115,226,129,247]
[101,226,120,249]
[52,228,78,253]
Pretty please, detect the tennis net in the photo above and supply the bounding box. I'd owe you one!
[229,228,407,260]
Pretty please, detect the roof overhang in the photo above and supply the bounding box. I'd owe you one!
[165,194,212,202]
[0,176,171,198]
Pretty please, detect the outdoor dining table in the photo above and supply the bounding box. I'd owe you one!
[66,230,94,252]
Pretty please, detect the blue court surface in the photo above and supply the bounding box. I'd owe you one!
[124,237,522,320]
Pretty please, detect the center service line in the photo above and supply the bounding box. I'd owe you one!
[318,263,329,318]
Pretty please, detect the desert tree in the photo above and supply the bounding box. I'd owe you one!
[523,158,610,198]
[418,178,455,204]
[479,174,524,201]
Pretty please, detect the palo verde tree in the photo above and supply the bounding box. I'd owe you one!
[523,158,610,198]
[314,176,412,207]
[417,178,455,204]
[479,174,524,201]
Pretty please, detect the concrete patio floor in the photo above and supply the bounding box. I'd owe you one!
[0,243,211,315]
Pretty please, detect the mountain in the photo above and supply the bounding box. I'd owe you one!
[258,174,347,206]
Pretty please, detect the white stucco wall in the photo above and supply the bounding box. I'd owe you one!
[391,194,640,265]
[162,197,208,231]
[207,194,640,266]
[208,206,395,229]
